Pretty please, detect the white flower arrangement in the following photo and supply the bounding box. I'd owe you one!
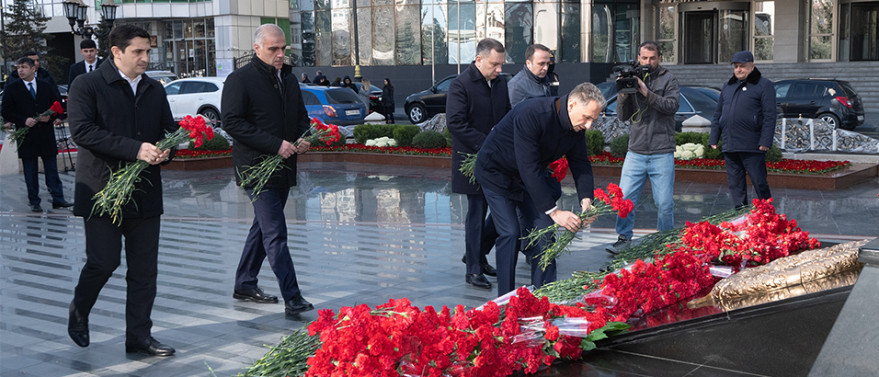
[674,142,705,160]
[365,137,398,147]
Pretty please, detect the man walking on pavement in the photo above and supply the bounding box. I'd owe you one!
[606,41,679,254]
[447,38,510,290]
[709,50,776,209]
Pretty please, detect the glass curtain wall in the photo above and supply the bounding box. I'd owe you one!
[160,18,216,77]
[754,1,775,61]
[422,0,449,65]
[809,0,834,60]
[839,1,879,61]
[449,0,476,65]
[656,4,675,63]
[504,0,532,64]
[592,1,639,63]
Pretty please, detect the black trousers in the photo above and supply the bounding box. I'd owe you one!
[724,151,772,208]
[465,194,496,275]
[72,216,160,341]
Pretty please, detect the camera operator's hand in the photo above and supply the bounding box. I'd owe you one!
[636,77,649,97]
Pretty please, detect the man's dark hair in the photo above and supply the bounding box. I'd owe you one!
[80,39,97,49]
[525,44,550,62]
[476,38,505,57]
[24,51,39,57]
[109,25,150,53]
[16,57,35,67]
[638,41,662,56]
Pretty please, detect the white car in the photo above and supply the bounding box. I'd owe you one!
[164,77,225,126]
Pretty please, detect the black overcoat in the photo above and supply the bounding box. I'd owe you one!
[221,56,311,189]
[1,78,62,159]
[67,59,178,219]
[446,62,511,195]
[68,58,104,90]
[474,95,594,213]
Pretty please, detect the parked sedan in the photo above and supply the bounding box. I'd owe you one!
[774,79,865,130]
[164,77,224,125]
[301,86,368,126]
[603,86,720,131]
[403,73,512,124]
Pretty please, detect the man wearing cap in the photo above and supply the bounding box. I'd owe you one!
[709,50,776,209]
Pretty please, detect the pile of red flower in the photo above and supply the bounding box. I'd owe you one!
[592,198,818,321]
[305,289,626,377]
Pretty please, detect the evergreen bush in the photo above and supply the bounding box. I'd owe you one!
[392,125,421,147]
[584,129,604,156]
[609,134,629,158]
[189,131,230,150]
[412,130,447,149]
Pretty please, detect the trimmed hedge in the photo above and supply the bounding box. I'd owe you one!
[353,124,396,144]
[412,130,447,149]
[189,132,231,150]
[609,134,629,158]
[585,129,604,156]
[392,125,421,147]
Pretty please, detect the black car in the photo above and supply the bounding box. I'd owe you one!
[351,82,383,114]
[774,79,865,130]
[403,73,512,124]
[602,85,721,131]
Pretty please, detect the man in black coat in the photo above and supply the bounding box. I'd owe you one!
[8,51,58,88]
[68,39,103,89]
[67,25,178,357]
[221,24,315,317]
[1,57,71,212]
[474,83,605,295]
[447,38,510,290]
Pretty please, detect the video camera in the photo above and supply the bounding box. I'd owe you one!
[614,64,651,94]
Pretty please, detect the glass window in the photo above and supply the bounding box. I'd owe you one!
[421,0,449,65]
[165,82,182,95]
[325,88,362,104]
[718,10,747,63]
[315,10,333,66]
[533,2,558,53]
[449,2,476,65]
[396,5,421,65]
[656,4,675,64]
[754,2,774,61]
[559,0,579,63]
[504,2,532,64]
[301,11,316,66]
[591,5,611,62]
[436,77,454,91]
[775,82,791,98]
[809,0,834,60]
[331,9,352,66]
[372,6,396,65]
[302,90,322,105]
[485,3,505,42]
[677,96,694,113]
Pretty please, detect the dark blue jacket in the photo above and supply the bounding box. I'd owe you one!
[68,59,178,219]
[709,67,777,152]
[1,78,62,159]
[474,95,594,213]
[447,62,511,195]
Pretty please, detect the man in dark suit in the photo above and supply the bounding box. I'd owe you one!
[447,38,510,290]
[67,25,178,356]
[68,39,103,89]
[8,51,58,88]
[221,24,315,317]
[1,57,71,212]
[474,82,606,295]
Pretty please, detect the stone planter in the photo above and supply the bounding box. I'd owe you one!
[165,156,233,171]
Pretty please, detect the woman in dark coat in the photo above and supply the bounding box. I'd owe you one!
[381,78,395,124]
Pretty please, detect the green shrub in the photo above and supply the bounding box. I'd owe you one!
[443,128,452,148]
[412,130,447,149]
[189,132,230,150]
[675,132,707,145]
[765,145,782,162]
[584,129,604,156]
[703,140,723,160]
[392,125,421,147]
[609,134,629,158]
[352,124,372,144]
[353,124,396,144]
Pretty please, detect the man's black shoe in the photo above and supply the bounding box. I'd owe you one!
[68,302,89,347]
[285,295,314,315]
[233,287,278,303]
[30,204,42,212]
[52,200,73,209]
[481,264,497,277]
[125,336,175,356]
[465,273,492,289]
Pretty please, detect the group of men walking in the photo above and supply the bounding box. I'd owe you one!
[2,24,775,359]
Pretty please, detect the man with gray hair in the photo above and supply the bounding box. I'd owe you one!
[222,24,315,317]
[447,38,510,290]
[507,43,552,107]
[474,83,605,295]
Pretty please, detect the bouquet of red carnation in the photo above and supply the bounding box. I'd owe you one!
[91,115,214,225]
[237,118,340,200]
[549,157,569,182]
[529,183,634,270]
[7,100,64,144]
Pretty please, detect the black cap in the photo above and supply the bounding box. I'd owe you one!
[731,50,754,63]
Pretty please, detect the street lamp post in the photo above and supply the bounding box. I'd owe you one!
[62,0,118,40]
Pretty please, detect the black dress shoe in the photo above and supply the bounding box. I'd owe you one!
[481,263,497,277]
[125,336,175,357]
[285,295,315,315]
[30,204,42,212]
[465,273,492,289]
[68,302,89,347]
[52,200,73,209]
[233,287,278,303]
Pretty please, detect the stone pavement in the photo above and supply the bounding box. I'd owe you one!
[1,161,877,377]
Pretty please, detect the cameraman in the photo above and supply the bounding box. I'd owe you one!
[606,41,680,254]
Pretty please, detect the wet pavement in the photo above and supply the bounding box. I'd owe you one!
[1,161,878,376]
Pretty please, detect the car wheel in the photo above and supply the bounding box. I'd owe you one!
[199,107,221,126]
[818,113,840,129]
[408,103,426,124]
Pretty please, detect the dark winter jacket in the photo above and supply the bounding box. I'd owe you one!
[709,67,777,152]
[381,85,395,107]
[507,64,550,108]
[1,78,62,159]
[221,55,311,189]
[67,59,178,219]
[474,95,594,213]
[446,62,511,195]
[617,66,679,155]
